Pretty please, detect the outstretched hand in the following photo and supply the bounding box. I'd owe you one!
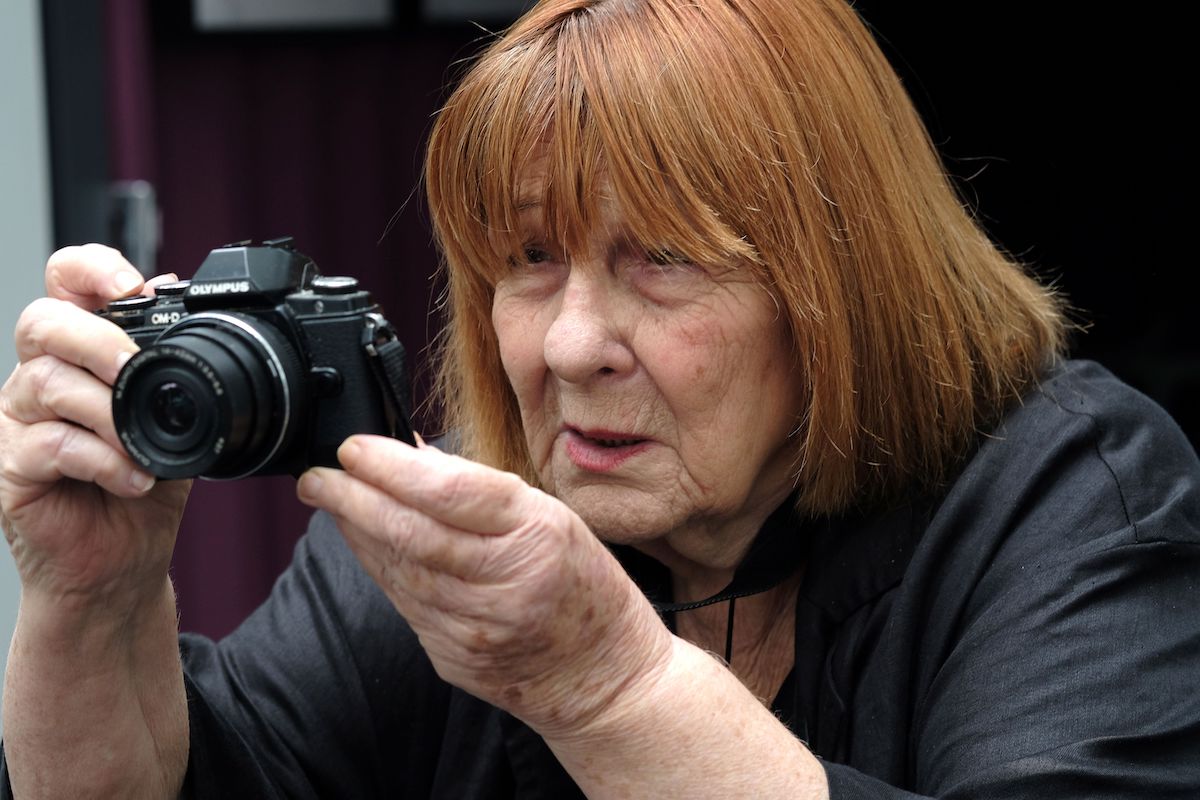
[296,434,673,737]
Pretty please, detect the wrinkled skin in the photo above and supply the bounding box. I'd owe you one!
[297,179,804,735]
[0,245,190,614]
[0,212,799,752]
[491,181,803,583]
[0,247,193,799]
[298,437,674,736]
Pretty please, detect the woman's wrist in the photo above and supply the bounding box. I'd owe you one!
[540,635,721,749]
[542,635,829,800]
[514,571,676,740]
[3,576,188,799]
[15,573,177,653]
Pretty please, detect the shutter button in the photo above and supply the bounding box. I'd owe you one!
[312,276,359,295]
[153,280,191,296]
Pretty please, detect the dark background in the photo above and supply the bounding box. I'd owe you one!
[42,0,1192,638]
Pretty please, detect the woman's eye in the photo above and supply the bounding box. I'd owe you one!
[646,249,690,268]
[524,247,550,264]
[506,247,554,270]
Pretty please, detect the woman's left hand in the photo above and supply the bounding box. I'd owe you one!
[296,434,673,737]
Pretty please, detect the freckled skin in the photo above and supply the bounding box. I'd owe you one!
[300,172,810,745]
[491,175,805,587]
[308,447,663,734]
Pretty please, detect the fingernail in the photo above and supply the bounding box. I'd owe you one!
[413,431,427,448]
[338,439,361,468]
[113,271,142,296]
[130,470,156,493]
[298,471,323,499]
[149,274,179,294]
[115,350,134,373]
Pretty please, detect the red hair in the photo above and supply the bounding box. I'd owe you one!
[425,0,1065,514]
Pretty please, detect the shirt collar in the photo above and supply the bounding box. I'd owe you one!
[798,501,927,622]
[615,497,927,621]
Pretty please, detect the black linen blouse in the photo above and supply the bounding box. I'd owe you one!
[3,360,1198,798]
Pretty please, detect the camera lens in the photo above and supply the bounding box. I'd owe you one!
[112,312,306,479]
[151,382,198,436]
[131,367,216,458]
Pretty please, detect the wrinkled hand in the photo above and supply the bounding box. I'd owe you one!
[0,245,191,611]
[297,434,674,736]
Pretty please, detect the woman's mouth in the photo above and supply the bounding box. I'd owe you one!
[563,428,651,472]
[590,436,643,448]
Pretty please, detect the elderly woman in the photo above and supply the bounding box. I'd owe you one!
[2,0,1198,797]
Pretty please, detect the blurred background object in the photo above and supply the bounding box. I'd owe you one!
[1,2,1190,727]
[193,0,394,31]
[0,0,53,735]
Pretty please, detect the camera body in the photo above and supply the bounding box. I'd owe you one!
[100,237,413,480]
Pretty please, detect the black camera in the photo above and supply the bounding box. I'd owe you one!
[100,237,414,480]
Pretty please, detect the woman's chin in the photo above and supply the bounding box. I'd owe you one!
[551,482,680,545]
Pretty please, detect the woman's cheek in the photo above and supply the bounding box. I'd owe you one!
[494,294,545,379]
[492,299,557,474]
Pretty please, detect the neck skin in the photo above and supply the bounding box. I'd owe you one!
[630,480,795,600]
[629,493,802,706]
[674,573,801,705]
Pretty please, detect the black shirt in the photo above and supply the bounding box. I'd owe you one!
[4,360,1199,797]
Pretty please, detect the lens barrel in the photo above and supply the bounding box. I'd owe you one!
[112,312,306,479]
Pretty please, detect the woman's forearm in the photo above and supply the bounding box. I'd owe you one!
[3,577,188,799]
[542,636,830,800]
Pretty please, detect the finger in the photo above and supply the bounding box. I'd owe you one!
[332,512,457,613]
[143,273,180,296]
[15,298,138,385]
[45,244,144,308]
[1,420,156,500]
[298,467,497,578]
[336,435,535,535]
[329,511,521,639]
[2,356,124,452]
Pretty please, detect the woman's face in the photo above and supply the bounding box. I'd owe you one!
[491,186,804,570]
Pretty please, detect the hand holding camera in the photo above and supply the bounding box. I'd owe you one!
[99,237,414,480]
[0,246,196,798]
[0,244,189,613]
[0,239,412,610]
[0,241,413,796]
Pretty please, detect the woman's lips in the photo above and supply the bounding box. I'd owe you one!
[562,427,652,472]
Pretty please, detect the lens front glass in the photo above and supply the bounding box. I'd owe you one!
[128,364,218,458]
[151,382,197,436]
[112,312,305,479]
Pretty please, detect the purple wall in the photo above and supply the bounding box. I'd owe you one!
[106,1,467,637]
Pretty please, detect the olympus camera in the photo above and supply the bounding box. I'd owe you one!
[99,237,414,480]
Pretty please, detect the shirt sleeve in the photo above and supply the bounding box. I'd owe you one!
[178,510,453,799]
[823,363,1200,799]
[0,511,435,799]
[820,536,1200,799]
[911,539,1199,799]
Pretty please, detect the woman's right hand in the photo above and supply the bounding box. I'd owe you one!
[0,248,193,798]
[0,244,191,610]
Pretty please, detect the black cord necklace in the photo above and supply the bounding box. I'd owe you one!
[724,596,737,665]
[646,497,804,668]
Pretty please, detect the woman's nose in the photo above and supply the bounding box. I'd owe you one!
[543,275,635,384]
